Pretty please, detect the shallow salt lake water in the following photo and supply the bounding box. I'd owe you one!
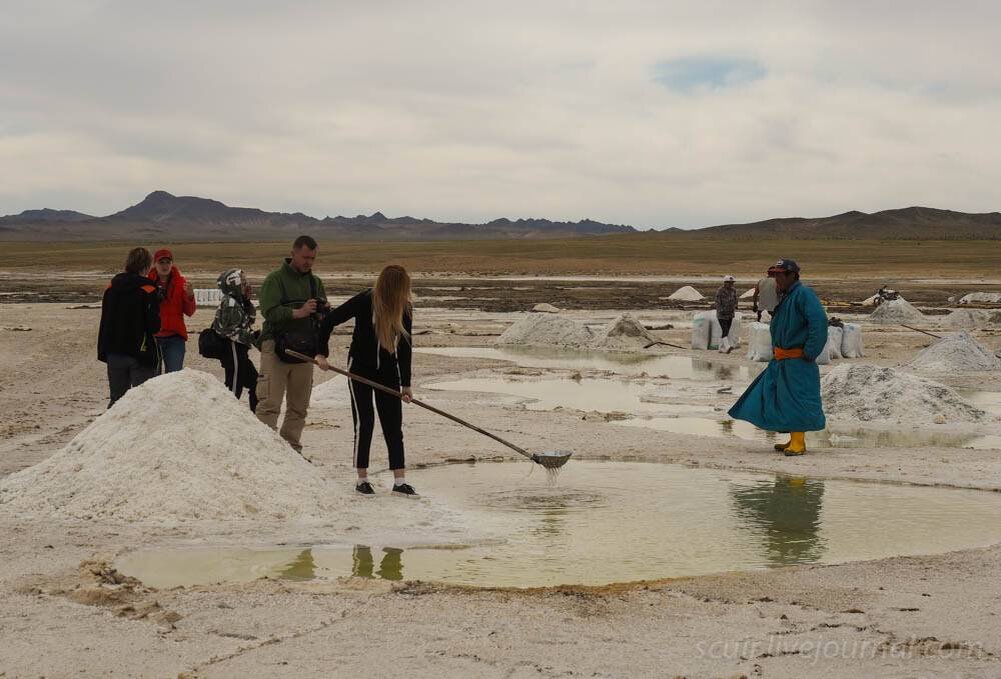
[416,346,763,382]
[117,461,1001,589]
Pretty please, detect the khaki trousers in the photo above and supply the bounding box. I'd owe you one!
[256,340,313,452]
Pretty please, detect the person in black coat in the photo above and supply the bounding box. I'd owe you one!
[317,265,417,498]
[98,247,161,407]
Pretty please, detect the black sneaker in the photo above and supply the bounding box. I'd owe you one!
[392,483,420,498]
[355,481,376,496]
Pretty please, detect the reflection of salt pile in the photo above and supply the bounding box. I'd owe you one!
[668,286,703,301]
[590,314,658,350]
[498,314,594,349]
[868,297,924,324]
[0,370,336,523]
[909,331,1001,373]
[498,313,656,351]
[822,364,985,423]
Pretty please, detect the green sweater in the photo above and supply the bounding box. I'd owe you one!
[258,259,327,345]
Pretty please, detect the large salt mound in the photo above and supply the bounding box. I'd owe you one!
[821,364,985,424]
[497,314,594,348]
[940,309,991,330]
[868,297,924,324]
[590,314,658,351]
[310,374,349,406]
[909,331,1001,373]
[668,286,704,301]
[959,292,1001,305]
[0,370,338,524]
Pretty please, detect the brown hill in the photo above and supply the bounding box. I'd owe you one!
[687,206,1001,240]
[0,191,635,241]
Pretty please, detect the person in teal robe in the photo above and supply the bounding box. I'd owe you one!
[729,259,827,455]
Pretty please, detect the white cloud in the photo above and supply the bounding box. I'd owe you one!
[2,0,1000,227]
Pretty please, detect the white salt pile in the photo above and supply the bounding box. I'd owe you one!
[310,374,349,406]
[868,297,924,324]
[909,331,1001,373]
[590,314,658,351]
[739,288,755,299]
[822,364,985,424]
[0,370,340,524]
[531,303,561,313]
[940,309,991,330]
[497,314,594,349]
[959,292,1001,305]
[667,286,704,301]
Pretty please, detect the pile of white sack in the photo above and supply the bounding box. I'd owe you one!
[691,311,741,353]
[194,288,223,306]
[746,322,863,363]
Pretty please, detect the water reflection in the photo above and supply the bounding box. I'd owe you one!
[276,549,317,581]
[730,477,826,566]
[352,545,404,581]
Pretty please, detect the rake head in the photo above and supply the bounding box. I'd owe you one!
[531,450,573,469]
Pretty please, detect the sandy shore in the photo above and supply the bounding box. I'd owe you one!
[2,284,1001,678]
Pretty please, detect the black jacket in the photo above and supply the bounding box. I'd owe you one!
[319,290,412,386]
[98,272,161,365]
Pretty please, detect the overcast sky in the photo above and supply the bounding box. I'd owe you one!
[2,1,999,228]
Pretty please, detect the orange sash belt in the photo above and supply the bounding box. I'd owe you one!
[774,347,804,360]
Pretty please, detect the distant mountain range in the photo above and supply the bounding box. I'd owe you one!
[0,191,634,241]
[1,191,999,241]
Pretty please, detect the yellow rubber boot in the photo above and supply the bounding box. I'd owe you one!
[783,431,807,456]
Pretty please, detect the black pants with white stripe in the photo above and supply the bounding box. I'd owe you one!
[348,367,405,471]
[220,339,259,412]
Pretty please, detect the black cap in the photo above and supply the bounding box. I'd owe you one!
[772,258,800,274]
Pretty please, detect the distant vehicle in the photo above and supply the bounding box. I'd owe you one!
[874,286,899,306]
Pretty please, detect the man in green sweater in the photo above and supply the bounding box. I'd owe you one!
[256,235,328,454]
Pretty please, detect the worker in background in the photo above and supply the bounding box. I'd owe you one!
[752,266,781,322]
[729,259,828,456]
[713,275,738,353]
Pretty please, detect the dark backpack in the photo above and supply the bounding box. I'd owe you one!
[198,327,227,359]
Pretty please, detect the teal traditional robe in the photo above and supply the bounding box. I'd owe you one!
[729,281,828,432]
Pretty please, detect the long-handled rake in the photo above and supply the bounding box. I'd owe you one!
[286,350,572,470]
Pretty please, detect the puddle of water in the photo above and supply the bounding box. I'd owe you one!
[617,417,1001,450]
[416,346,762,382]
[429,376,712,415]
[116,462,1001,589]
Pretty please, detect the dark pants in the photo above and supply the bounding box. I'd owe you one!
[156,335,186,373]
[719,318,733,339]
[348,366,405,470]
[106,353,156,407]
[220,339,258,412]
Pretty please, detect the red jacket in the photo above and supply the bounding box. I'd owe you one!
[148,266,196,339]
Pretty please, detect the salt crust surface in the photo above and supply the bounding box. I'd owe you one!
[0,370,469,540]
[821,364,985,424]
[909,331,1001,373]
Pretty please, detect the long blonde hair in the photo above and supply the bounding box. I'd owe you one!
[372,265,412,351]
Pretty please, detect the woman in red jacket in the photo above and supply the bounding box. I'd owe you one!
[148,248,196,373]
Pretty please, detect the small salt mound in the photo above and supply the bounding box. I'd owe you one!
[959,292,1001,305]
[860,294,879,307]
[590,314,658,351]
[0,370,336,524]
[497,314,594,349]
[909,331,1001,373]
[822,364,985,424]
[940,309,991,330]
[310,374,349,406]
[668,286,704,301]
[531,303,561,313]
[739,288,755,299]
[868,297,924,324]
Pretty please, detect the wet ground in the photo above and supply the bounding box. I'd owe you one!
[116,460,1001,589]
